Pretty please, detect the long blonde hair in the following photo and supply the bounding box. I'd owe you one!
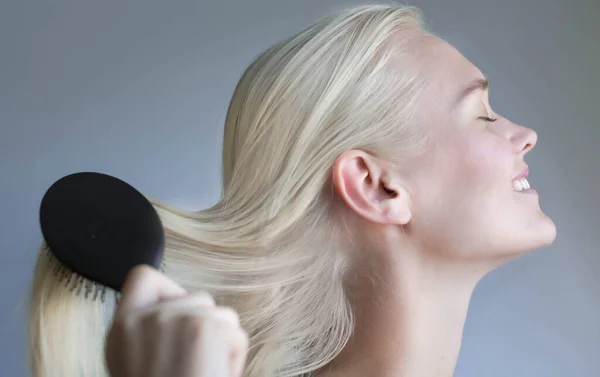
[28,4,430,377]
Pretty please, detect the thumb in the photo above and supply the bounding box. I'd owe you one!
[115,264,187,316]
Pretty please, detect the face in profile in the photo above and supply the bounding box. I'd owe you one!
[401,33,556,262]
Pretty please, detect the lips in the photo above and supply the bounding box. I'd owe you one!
[512,167,529,181]
[512,166,535,193]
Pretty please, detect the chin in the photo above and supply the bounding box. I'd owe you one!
[537,216,557,248]
[486,216,557,263]
[513,215,557,255]
[534,208,557,242]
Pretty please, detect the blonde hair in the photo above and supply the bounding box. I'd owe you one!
[28,4,431,377]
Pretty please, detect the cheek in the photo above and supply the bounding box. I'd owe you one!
[464,142,507,188]
[444,134,511,191]
[413,133,512,228]
[408,132,513,216]
[413,136,513,254]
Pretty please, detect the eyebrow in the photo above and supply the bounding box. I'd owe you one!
[455,77,489,105]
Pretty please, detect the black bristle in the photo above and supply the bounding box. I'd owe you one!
[68,275,76,291]
[100,286,107,303]
[47,241,114,302]
[83,280,92,299]
[76,277,85,295]
[56,266,65,283]
[61,268,69,284]
[64,271,74,287]
[70,275,81,292]
[52,260,61,275]
[92,283,100,301]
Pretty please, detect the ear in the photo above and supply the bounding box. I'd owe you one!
[332,150,411,225]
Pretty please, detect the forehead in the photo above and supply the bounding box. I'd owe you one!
[412,34,481,83]
[405,34,485,111]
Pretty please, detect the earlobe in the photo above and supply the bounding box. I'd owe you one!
[332,151,412,225]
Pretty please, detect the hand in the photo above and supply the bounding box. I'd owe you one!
[105,265,248,377]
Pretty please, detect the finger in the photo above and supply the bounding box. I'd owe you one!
[228,327,249,377]
[174,315,230,377]
[179,311,247,377]
[185,290,216,307]
[147,290,216,310]
[116,265,187,315]
[187,306,241,330]
[146,300,238,326]
[126,290,217,321]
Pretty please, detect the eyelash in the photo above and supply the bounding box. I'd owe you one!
[480,116,498,123]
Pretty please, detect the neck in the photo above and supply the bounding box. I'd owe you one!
[318,236,495,377]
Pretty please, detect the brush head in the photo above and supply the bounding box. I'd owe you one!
[39,172,164,292]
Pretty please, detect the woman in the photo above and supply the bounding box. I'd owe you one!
[29,4,556,377]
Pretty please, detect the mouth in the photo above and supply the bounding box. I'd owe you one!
[512,167,536,193]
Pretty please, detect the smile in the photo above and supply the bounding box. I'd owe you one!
[512,178,531,192]
[512,166,536,193]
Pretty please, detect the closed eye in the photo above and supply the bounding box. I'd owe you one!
[480,116,498,123]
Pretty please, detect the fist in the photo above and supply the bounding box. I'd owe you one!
[105,265,248,377]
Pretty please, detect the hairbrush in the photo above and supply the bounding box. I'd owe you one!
[39,171,165,302]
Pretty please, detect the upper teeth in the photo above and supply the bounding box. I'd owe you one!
[513,178,530,192]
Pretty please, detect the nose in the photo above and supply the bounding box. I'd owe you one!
[510,125,537,155]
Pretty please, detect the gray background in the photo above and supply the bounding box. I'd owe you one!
[1,0,598,376]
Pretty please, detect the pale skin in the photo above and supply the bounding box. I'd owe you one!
[105,267,249,377]
[316,31,556,377]
[104,30,557,377]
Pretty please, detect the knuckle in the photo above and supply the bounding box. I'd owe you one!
[123,265,156,289]
[192,290,216,306]
[181,314,207,340]
[129,264,155,281]
[115,313,137,332]
[236,327,249,349]
[217,306,240,326]
[240,327,249,341]
[107,313,137,341]
[142,311,169,329]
